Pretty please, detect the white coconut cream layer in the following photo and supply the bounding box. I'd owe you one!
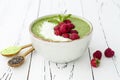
[40,22,70,41]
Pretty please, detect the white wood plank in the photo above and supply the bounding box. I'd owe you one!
[9,0,40,80]
[39,0,83,16]
[1,0,120,80]
[0,0,32,49]
[82,0,120,79]
[29,0,93,80]
[50,50,92,80]
[97,0,120,76]
[0,0,31,78]
[0,0,39,80]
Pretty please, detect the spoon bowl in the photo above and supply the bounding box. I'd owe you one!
[1,44,32,57]
[8,47,34,67]
[8,56,25,67]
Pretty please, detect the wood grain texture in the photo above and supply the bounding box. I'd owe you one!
[0,0,39,80]
[82,0,120,80]
[0,0,120,80]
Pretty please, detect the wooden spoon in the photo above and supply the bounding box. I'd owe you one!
[8,47,34,67]
[1,44,32,57]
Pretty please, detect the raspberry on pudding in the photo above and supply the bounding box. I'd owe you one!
[53,15,80,41]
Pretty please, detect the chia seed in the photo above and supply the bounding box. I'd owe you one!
[8,56,24,66]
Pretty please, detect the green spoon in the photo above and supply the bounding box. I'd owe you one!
[0,44,32,57]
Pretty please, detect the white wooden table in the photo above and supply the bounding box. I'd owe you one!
[0,0,120,80]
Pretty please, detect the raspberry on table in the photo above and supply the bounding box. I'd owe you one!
[93,50,102,60]
[91,58,100,68]
[104,48,115,58]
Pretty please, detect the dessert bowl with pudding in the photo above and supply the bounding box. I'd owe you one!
[29,14,93,63]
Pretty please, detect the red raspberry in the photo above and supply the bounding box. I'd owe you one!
[93,50,102,60]
[62,33,70,38]
[54,26,60,30]
[70,30,78,34]
[91,58,100,68]
[70,33,80,40]
[54,30,62,36]
[59,24,70,34]
[64,19,71,23]
[104,48,114,58]
[67,23,75,29]
[59,22,65,26]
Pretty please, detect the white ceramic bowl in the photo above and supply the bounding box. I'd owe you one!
[29,14,93,63]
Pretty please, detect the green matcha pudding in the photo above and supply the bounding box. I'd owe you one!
[31,14,91,42]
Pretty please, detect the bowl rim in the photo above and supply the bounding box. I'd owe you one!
[29,14,93,43]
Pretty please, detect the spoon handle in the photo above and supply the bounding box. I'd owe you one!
[21,44,32,49]
[22,47,34,57]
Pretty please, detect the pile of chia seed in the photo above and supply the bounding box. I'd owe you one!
[8,56,24,66]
